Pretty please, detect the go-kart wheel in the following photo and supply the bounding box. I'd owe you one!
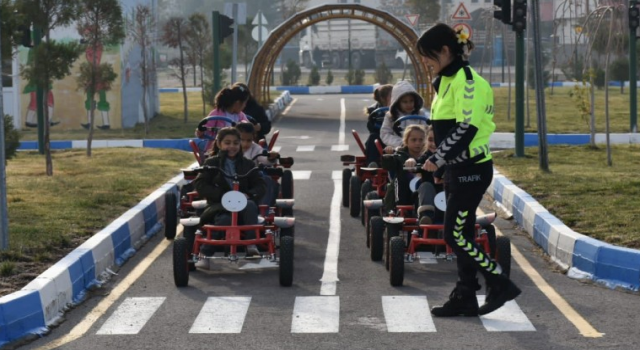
[279,236,294,286]
[164,192,178,240]
[485,224,497,258]
[496,236,512,278]
[389,236,405,286]
[342,168,352,207]
[282,207,294,217]
[173,237,190,287]
[349,175,361,217]
[360,180,372,226]
[364,191,380,243]
[281,170,294,199]
[384,224,400,270]
[370,216,384,261]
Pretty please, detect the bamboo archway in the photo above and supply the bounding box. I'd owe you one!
[247,4,431,105]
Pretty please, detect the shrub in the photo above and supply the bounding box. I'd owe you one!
[282,59,301,85]
[355,69,365,85]
[326,69,334,85]
[375,61,393,84]
[3,114,20,163]
[308,65,320,86]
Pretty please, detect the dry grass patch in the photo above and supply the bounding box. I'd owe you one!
[493,145,640,248]
[0,148,193,296]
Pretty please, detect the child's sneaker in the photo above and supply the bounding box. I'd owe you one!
[246,245,260,257]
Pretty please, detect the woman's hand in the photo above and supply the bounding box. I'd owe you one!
[404,158,416,167]
[384,146,395,154]
[268,151,279,160]
[195,129,204,138]
[422,160,438,172]
[433,176,443,184]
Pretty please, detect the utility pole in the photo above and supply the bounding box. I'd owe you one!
[212,11,221,94]
[0,9,9,250]
[531,0,548,170]
[513,0,527,157]
[33,26,44,154]
[231,3,238,84]
[629,0,639,133]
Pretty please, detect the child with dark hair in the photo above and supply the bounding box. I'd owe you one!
[196,84,251,154]
[380,80,430,154]
[193,127,266,257]
[236,123,279,206]
[417,23,520,317]
[364,84,393,166]
[233,82,272,142]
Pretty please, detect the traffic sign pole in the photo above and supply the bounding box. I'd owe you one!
[212,11,221,94]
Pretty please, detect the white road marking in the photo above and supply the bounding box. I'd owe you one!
[272,146,282,152]
[281,98,297,115]
[416,251,438,264]
[331,145,349,151]
[281,135,310,139]
[320,172,343,295]
[189,297,252,334]
[292,171,312,180]
[382,296,437,333]
[339,98,346,145]
[296,145,315,152]
[331,170,343,180]
[477,295,536,332]
[291,296,340,333]
[96,297,165,335]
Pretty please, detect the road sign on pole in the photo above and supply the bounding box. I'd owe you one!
[405,14,420,27]
[451,3,472,20]
[452,22,473,39]
[252,11,268,26]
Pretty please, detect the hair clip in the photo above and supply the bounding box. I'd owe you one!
[456,31,469,44]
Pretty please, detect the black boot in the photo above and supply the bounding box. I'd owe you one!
[478,274,521,315]
[431,282,479,317]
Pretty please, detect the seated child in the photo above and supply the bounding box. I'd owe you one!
[193,127,266,256]
[380,80,430,154]
[381,125,442,224]
[236,123,279,206]
[364,84,393,166]
[195,84,251,157]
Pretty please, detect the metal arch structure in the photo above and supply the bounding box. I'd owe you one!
[248,4,431,106]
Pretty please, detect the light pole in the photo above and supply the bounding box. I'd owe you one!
[0,8,9,250]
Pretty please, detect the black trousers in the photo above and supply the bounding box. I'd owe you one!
[443,160,502,286]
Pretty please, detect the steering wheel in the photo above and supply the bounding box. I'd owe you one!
[393,115,430,135]
[197,116,236,140]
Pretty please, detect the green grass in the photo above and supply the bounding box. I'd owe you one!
[493,145,640,248]
[493,86,633,133]
[0,148,193,295]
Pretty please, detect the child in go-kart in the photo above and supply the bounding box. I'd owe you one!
[381,125,442,225]
[236,122,279,206]
[193,127,266,256]
[195,84,252,156]
[380,80,430,154]
[364,84,393,166]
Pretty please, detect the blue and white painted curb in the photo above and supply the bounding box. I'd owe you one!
[488,170,640,291]
[0,173,187,347]
[17,132,640,152]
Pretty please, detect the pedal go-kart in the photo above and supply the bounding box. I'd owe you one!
[365,166,511,287]
[173,165,295,287]
[164,117,295,240]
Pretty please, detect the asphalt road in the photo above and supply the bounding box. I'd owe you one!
[21,94,640,350]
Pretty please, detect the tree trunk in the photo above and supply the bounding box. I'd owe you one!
[88,32,99,157]
[604,13,613,166]
[179,27,188,123]
[44,32,53,176]
[200,55,206,116]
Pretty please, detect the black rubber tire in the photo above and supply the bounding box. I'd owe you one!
[389,236,405,286]
[281,226,294,238]
[360,180,372,226]
[342,169,352,207]
[486,224,498,258]
[364,191,380,247]
[384,224,401,270]
[496,236,512,278]
[173,237,190,287]
[279,236,294,286]
[370,216,384,261]
[349,175,361,218]
[164,192,178,240]
[281,170,294,199]
[282,207,294,217]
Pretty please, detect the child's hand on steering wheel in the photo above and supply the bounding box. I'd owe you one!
[404,158,416,167]
[384,146,395,154]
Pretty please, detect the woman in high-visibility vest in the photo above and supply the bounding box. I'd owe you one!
[416,23,521,317]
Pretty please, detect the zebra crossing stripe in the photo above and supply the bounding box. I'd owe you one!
[382,296,436,332]
[477,296,536,332]
[331,145,349,151]
[296,145,315,152]
[96,297,165,335]
[189,296,252,334]
[272,146,282,152]
[291,296,340,333]
[291,171,312,180]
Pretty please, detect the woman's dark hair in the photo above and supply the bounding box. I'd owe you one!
[215,84,251,111]
[212,127,241,155]
[416,23,475,61]
[235,122,255,135]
